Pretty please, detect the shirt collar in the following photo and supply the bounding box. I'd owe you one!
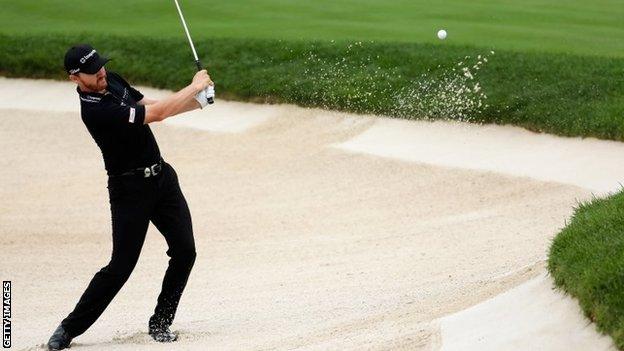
[76,86,107,96]
[77,86,111,104]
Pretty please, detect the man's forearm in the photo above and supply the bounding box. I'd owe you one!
[138,97,159,105]
[144,84,201,123]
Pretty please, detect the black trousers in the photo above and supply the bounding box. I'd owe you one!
[61,161,196,338]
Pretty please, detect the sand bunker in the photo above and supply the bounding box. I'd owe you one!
[0,78,620,350]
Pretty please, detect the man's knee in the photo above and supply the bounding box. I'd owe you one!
[187,249,197,265]
[103,256,139,281]
[169,247,196,267]
[179,248,196,265]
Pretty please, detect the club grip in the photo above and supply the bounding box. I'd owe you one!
[195,59,214,104]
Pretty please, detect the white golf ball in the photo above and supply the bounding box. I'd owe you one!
[437,29,447,40]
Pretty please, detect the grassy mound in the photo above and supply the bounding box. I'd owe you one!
[548,191,624,349]
[3,0,624,57]
[1,33,623,141]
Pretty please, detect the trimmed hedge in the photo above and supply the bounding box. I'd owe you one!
[1,33,623,140]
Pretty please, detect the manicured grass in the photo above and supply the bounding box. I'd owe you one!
[1,34,623,140]
[548,191,624,349]
[1,0,623,57]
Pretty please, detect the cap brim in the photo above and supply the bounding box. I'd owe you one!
[81,56,111,74]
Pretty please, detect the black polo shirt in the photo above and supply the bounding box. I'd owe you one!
[78,71,161,176]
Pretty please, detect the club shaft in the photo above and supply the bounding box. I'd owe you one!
[173,0,200,64]
[173,0,214,104]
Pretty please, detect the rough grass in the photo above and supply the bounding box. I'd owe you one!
[1,34,623,141]
[548,190,624,349]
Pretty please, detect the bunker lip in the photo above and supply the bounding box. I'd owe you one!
[334,116,624,196]
[0,78,618,350]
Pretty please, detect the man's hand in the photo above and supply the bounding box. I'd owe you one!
[144,70,215,123]
[193,70,215,108]
[192,70,213,91]
[206,85,215,99]
[194,85,216,108]
[194,88,209,108]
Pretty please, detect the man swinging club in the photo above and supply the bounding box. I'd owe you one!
[46,44,214,350]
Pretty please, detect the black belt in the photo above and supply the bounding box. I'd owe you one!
[110,160,163,178]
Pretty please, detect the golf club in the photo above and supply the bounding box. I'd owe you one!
[173,0,214,104]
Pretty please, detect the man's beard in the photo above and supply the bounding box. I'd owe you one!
[85,77,107,92]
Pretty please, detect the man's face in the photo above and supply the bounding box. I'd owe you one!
[70,66,107,92]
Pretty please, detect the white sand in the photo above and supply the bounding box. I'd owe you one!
[0,78,619,350]
[439,272,615,351]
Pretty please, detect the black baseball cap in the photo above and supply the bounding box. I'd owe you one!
[64,44,110,75]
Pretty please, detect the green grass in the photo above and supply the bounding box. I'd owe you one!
[548,191,624,349]
[1,0,623,57]
[1,34,623,140]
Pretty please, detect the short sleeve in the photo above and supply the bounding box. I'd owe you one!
[128,86,144,102]
[128,86,143,102]
[85,102,146,128]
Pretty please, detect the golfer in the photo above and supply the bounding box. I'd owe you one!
[47,44,214,350]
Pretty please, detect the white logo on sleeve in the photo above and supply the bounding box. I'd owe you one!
[129,107,136,123]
